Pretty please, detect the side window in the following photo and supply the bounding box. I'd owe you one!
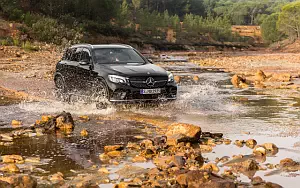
[63,48,73,60]
[69,48,82,62]
[80,48,91,61]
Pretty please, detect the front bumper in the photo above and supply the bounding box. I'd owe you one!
[106,81,177,102]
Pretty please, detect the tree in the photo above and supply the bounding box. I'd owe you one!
[261,13,283,42]
[278,1,300,39]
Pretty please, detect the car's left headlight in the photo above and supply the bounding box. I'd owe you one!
[167,71,174,82]
[108,75,128,84]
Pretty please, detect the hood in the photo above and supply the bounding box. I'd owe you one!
[100,63,168,77]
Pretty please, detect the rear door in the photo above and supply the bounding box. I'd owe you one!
[77,47,94,91]
[66,47,81,91]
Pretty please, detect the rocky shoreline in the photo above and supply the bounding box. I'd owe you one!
[1,112,297,187]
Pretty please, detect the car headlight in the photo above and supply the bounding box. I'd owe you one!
[108,75,128,84]
[167,71,174,82]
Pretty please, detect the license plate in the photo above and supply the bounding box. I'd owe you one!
[140,88,161,94]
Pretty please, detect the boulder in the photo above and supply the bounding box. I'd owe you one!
[0,175,37,187]
[176,170,235,188]
[0,164,20,173]
[1,155,24,163]
[279,158,298,167]
[35,112,74,132]
[80,129,88,137]
[263,143,278,155]
[271,73,291,82]
[107,151,123,158]
[231,74,247,88]
[253,145,266,156]
[104,145,124,152]
[166,123,201,145]
[200,163,220,173]
[11,120,22,126]
[246,139,257,149]
[255,70,266,82]
[140,139,154,148]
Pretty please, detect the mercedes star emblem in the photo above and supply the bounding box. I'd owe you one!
[146,77,155,86]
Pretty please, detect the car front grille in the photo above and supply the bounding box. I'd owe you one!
[129,76,168,89]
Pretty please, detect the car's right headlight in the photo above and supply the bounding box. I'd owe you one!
[167,71,174,82]
[108,75,128,84]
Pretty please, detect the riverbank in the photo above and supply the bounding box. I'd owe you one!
[0,45,300,187]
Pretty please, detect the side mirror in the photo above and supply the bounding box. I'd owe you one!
[80,58,91,65]
[148,59,153,64]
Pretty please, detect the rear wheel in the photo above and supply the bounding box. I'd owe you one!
[54,75,70,102]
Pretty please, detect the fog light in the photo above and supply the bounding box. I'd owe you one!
[120,92,126,99]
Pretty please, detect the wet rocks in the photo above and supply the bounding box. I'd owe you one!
[11,120,22,126]
[234,140,245,147]
[0,164,20,173]
[25,157,41,163]
[200,144,213,152]
[176,170,235,188]
[117,165,148,179]
[255,70,267,82]
[35,111,75,133]
[80,129,88,137]
[271,73,292,82]
[263,143,279,155]
[49,172,64,185]
[253,145,266,156]
[1,155,24,163]
[166,123,201,145]
[99,153,110,163]
[107,151,124,158]
[231,74,248,88]
[0,175,37,187]
[228,159,259,172]
[104,145,124,152]
[166,123,201,138]
[79,115,90,121]
[246,139,257,149]
[200,163,220,173]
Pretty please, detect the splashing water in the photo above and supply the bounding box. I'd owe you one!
[19,100,116,115]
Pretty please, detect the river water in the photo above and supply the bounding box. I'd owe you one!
[0,62,299,187]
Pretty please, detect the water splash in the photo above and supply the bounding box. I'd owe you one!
[19,100,116,115]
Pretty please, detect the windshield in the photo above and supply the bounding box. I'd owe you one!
[93,48,146,64]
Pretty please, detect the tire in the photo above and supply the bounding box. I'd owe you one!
[54,75,70,102]
[90,80,110,109]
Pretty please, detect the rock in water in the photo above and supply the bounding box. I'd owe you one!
[35,112,74,132]
[231,74,247,88]
[176,170,235,188]
[166,123,201,139]
[255,70,266,82]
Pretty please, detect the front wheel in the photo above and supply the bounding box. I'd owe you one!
[90,80,110,109]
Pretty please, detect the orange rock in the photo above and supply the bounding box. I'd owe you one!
[11,120,22,126]
[80,129,88,137]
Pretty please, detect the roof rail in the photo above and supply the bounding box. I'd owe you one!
[111,43,133,48]
[71,43,93,48]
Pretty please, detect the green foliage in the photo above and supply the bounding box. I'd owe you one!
[261,13,283,43]
[13,38,20,46]
[31,16,82,45]
[183,13,232,41]
[277,1,300,39]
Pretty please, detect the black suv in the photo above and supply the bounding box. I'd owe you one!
[54,44,177,107]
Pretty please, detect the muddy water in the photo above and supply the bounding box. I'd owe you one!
[0,62,300,187]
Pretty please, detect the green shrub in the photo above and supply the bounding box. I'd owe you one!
[13,38,20,46]
[21,41,38,51]
[24,12,40,27]
[9,8,24,21]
